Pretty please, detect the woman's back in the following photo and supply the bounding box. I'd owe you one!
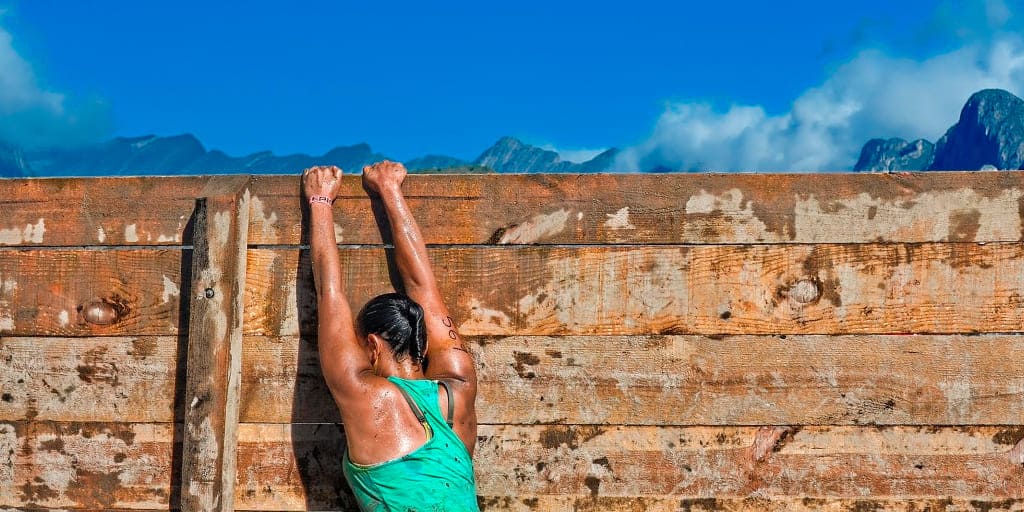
[343,377,478,512]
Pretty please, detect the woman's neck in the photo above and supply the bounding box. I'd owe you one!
[377,359,425,380]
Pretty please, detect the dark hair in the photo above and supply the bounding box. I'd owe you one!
[356,293,427,365]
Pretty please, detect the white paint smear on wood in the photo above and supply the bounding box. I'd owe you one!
[518,251,688,333]
[161,275,180,304]
[459,298,513,335]
[124,223,139,243]
[604,207,636,230]
[0,218,46,245]
[684,189,774,241]
[499,208,570,244]
[250,195,280,244]
[794,188,1024,242]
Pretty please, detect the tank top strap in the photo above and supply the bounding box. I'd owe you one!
[393,382,427,423]
[438,380,455,427]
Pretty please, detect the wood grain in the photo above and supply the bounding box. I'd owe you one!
[180,177,249,512]
[232,423,1024,510]
[245,172,1024,245]
[238,334,1024,426]
[473,497,1024,512]
[0,422,177,509]
[0,250,185,336]
[242,243,1024,336]
[0,177,207,247]
[0,337,179,422]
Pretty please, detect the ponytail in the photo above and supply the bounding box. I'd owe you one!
[356,293,427,366]
[403,301,427,366]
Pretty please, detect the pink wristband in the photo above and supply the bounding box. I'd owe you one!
[309,196,335,206]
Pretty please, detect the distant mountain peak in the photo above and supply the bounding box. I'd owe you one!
[855,88,1024,172]
[473,136,616,173]
[930,88,1024,171]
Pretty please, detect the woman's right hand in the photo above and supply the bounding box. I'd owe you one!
[362,160,407,196]
[302,165,343,204]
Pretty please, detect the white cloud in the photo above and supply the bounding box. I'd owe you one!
[540,144,607,164]
[618,8,1024,172]
[0,18,109,148]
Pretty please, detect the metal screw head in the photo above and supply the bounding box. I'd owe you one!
[204,288,215,299]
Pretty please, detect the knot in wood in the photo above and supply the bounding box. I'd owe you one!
[80,299,119,326]
[789,279,820,304]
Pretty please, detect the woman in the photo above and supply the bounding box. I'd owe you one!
[303,162,479,511]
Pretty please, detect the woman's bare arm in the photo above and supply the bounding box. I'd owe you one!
[362,161,478,386]
[303,166,375,406]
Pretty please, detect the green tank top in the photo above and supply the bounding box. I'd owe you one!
[342,376,480,512]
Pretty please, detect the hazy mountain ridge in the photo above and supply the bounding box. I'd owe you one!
[1,133,617,177]
[855,89,1024,171]
[4,88,1024,177]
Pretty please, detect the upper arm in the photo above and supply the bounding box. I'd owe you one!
[316,290,376,406]
[409,289,477,387]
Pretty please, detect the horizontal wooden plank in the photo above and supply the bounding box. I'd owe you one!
[239,335,1024,425]
[246,172,1024,245]
[233,423,1024,510]
[0,177,208,247]
[243,243,1024,336]
[475,497,1024,512]
[0,509,179,512]
[5,172,1024,248]
[0,422,178,509]
[226,498,1024,512]
[0,337,179,422]
[0,250,185,336]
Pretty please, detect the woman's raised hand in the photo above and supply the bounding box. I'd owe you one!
[362,160,407,196]
[302,165,343,204]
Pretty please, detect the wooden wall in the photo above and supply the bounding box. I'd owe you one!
[1,173,1023,511]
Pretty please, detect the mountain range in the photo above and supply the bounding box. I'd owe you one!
[2,88,1024,178]
[854,89,1024,172]
[0,133,618,178]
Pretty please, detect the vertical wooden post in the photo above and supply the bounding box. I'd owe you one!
[180,176,251,512]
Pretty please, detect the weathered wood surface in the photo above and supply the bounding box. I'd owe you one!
[180,178,249,512]
[4,173,1024,247]
[232,423,1024,510]
[0,250,184,336]
[0,422,177,509]
[246,172,1024,245]
[5,174,1024,512]
[0,337,179,423]
[0,177,208,247]
[243,243,1024,336]
[5,422,1020,511]
[9,500,1021,512]
[239,334,1024,426]
[476,497,1024,512]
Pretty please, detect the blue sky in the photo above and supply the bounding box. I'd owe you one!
[1,1,1022,170]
